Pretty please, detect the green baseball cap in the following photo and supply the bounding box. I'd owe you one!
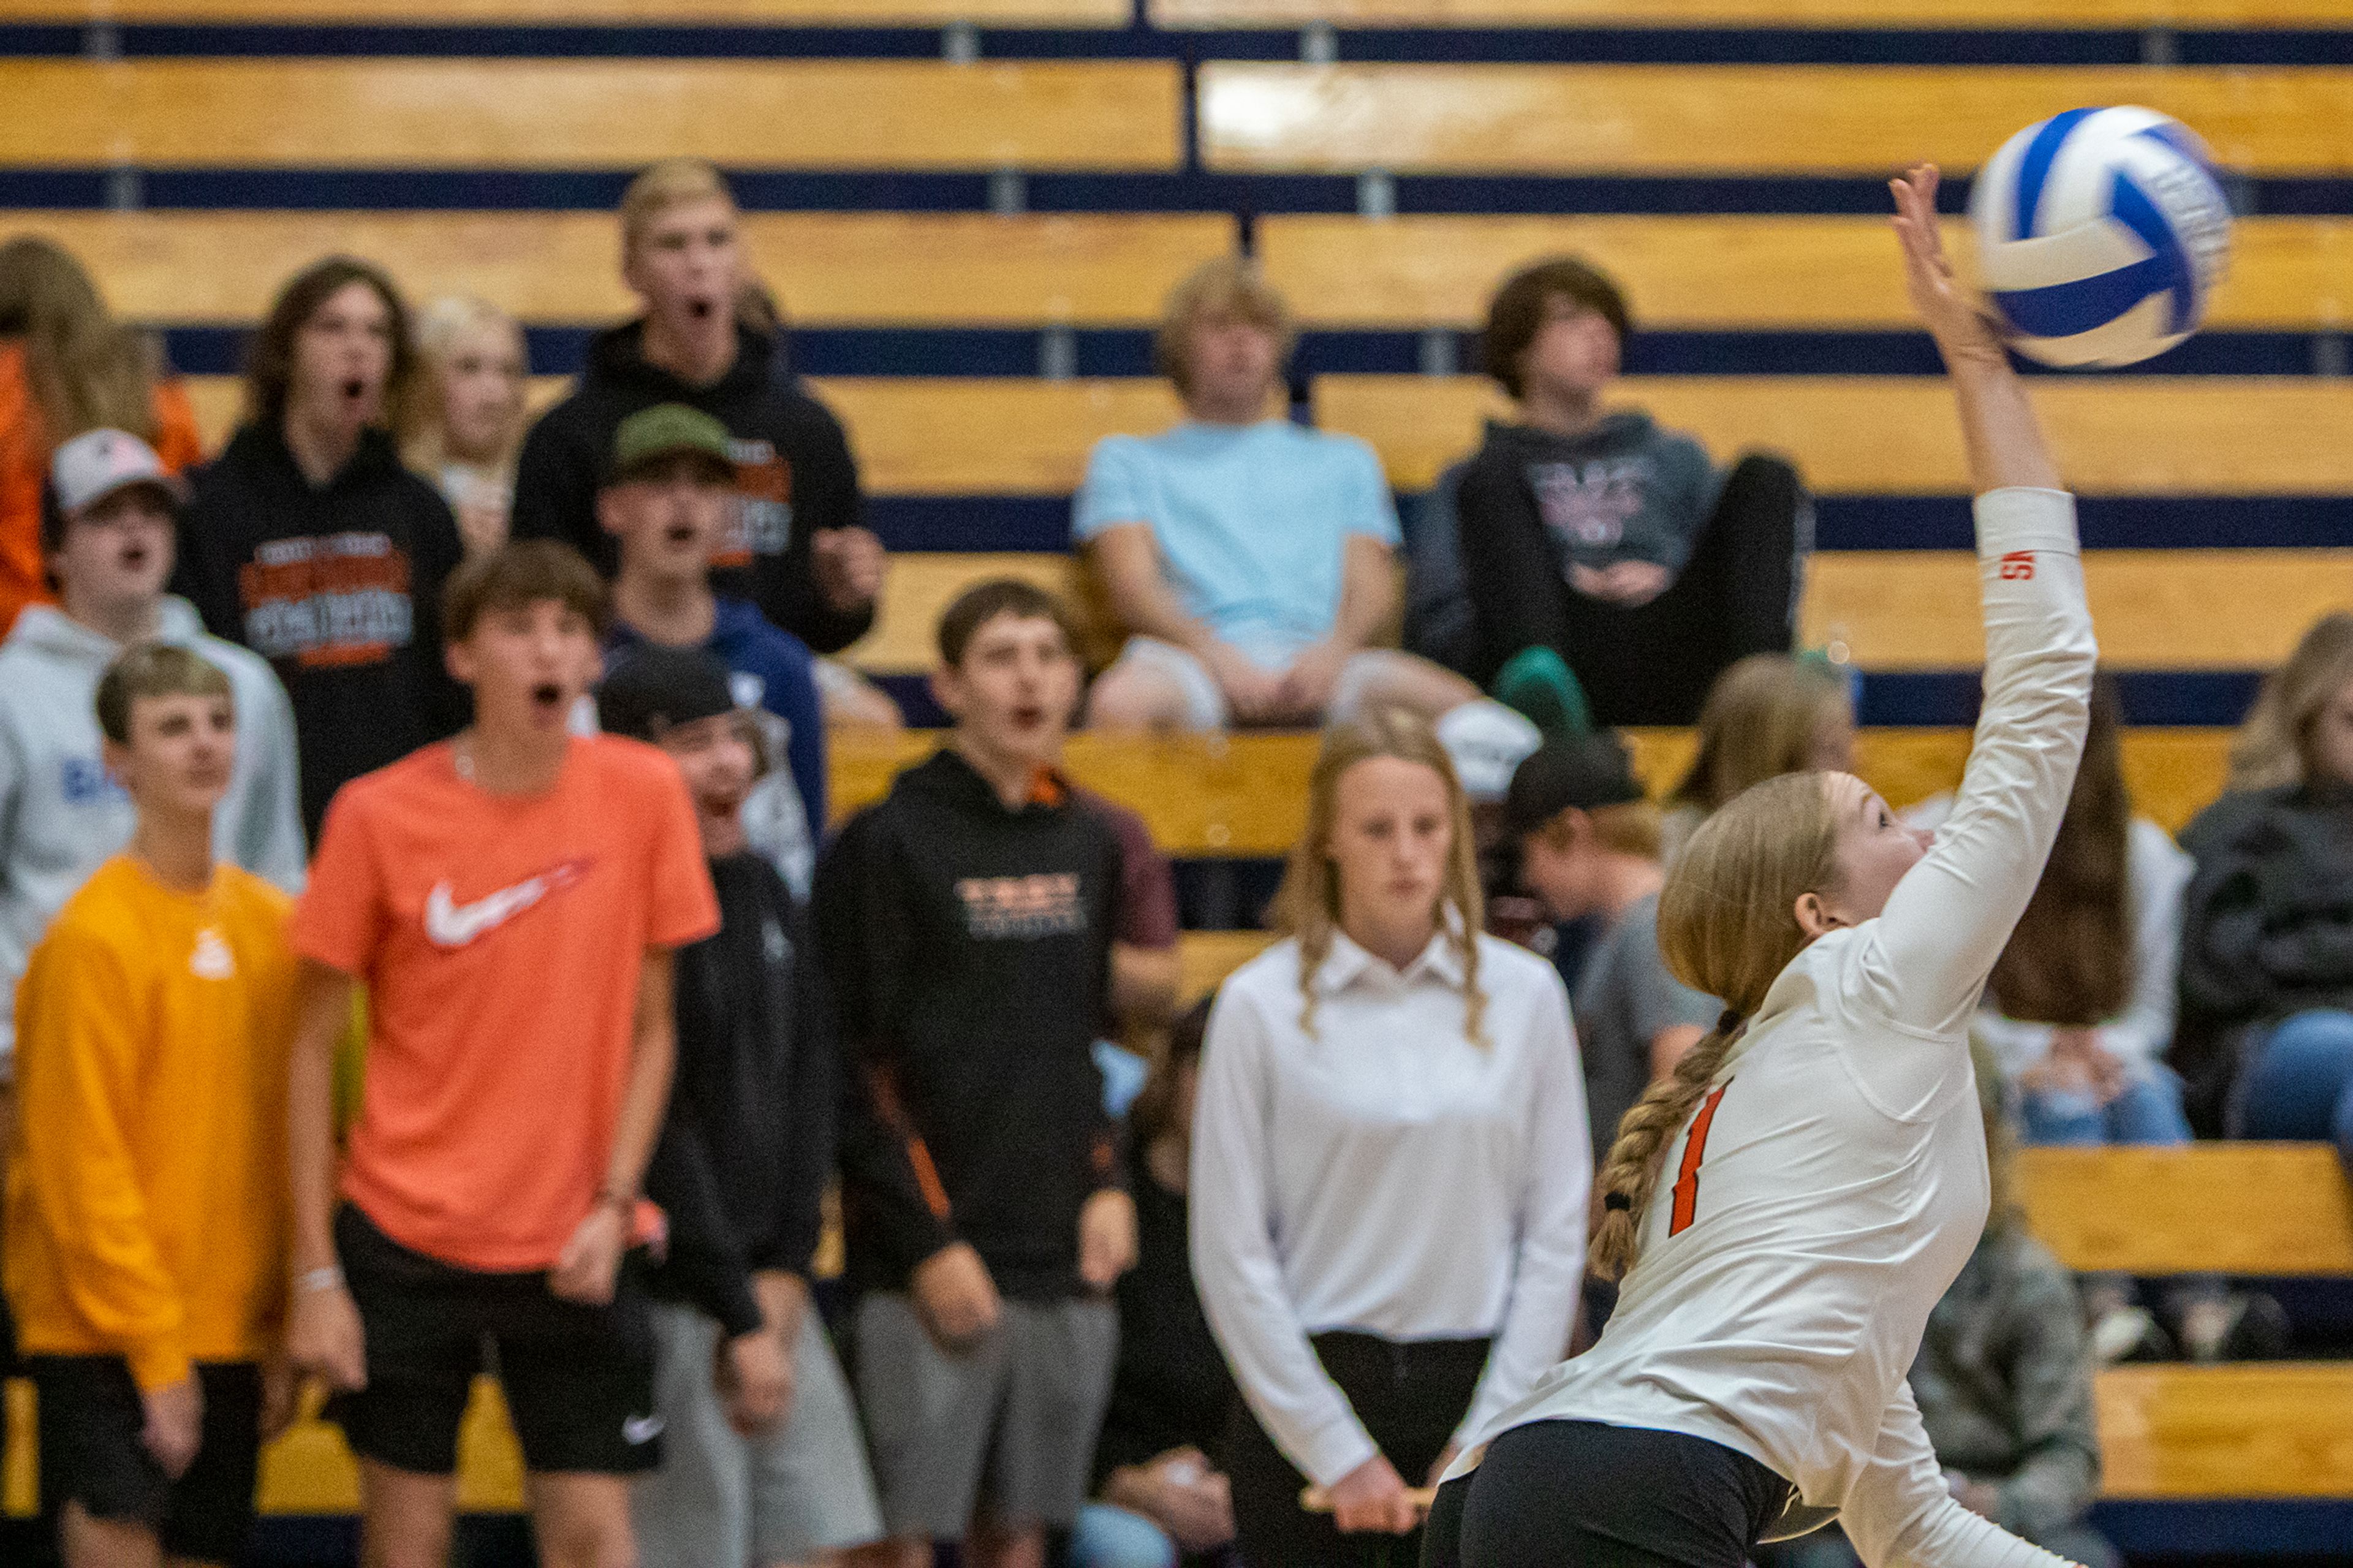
[604,403,737,487]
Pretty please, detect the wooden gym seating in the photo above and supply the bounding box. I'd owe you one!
[0,58,1183,171]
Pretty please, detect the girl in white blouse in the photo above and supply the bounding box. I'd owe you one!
[1190,705,1592,1567]
[1425,167,2097,1568]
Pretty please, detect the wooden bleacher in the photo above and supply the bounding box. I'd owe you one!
[1155,0,2353,25]
[1259,214,2353,330]
[28,210,2352,334]
[1317,374,2353,494]
[1198,64,2353,175]
[8,211,1235,328]
[0,58,1183,170]
[839,548,2353,680]
[824,724,2241,844]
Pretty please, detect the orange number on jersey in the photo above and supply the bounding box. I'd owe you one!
[1668,1083,1732,1237]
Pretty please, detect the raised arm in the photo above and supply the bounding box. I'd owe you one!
[1860,167,2097,1037]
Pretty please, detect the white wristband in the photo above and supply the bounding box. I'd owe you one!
[295,1265,344,1296]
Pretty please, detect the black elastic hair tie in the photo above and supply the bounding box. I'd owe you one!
[1603,1193,1632,1212]
[1718,1010,1745,1036]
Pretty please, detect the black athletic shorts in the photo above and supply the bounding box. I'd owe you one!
[1423,1420,1795,1568]
[27,1355,262,1564]
[329,1204,661,1477]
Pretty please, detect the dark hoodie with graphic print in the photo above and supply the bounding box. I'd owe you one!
[173,422,467,839]
[511,320,873,654]
[813,748,1126,1301]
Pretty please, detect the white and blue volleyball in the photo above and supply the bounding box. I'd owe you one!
[1969,106,2233,368]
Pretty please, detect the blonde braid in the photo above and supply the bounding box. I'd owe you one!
[1588,1014,1743,1282]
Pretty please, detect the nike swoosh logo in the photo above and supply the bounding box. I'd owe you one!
[422,860,589,949]
[623,1414,664,1445]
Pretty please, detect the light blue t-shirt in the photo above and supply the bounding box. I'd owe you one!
[1074,420,1401,667]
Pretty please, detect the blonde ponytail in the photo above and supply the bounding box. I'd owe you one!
[1591,770,1845,1282]
[1590,1012,1742,1281]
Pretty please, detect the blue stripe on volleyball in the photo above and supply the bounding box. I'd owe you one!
[1992,265,2164,339]
[1992,167,2199,340]
[2110,167,2199,331]
[2012,106,2100,239]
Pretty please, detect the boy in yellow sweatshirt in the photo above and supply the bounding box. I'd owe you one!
[4,642,298,1568]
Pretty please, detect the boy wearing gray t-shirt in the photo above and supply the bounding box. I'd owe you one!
[1504,734,1718,1157]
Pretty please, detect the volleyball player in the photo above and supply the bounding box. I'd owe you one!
[1422,165,2097,1568]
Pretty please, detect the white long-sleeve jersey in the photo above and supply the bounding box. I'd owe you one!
[1447,488,2097,1568]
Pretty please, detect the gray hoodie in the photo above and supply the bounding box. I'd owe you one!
[0,597,306,1070]
[1479,412,1721,574]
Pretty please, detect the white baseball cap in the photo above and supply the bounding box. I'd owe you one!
[49,428,188,518]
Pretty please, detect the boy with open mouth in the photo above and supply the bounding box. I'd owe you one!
[281,539,719,1568]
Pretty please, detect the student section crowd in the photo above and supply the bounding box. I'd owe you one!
[2,157,2352,1568]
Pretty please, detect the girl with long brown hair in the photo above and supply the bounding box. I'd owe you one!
[1912,681,2255,1363]
[1424,168,2095,1568]
[1189,705,1590,1567]
[0,235,203,635]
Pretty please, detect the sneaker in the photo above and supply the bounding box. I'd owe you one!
[2091,1305,2174,1365]
[1491,646,1592,740]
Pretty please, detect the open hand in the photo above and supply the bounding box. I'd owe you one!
[1891,164,2006,369]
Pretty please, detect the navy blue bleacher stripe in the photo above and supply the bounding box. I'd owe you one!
[10,167,2351,216]
[1858,668,2260,727]
[147,324,2345,381]
[861,494,2349,555]
[1812,496,2353,552]
[6,21,2350,66]
[866,498,1075,554]
[2091,1498,2353,1558]
[1298,328,2333,377]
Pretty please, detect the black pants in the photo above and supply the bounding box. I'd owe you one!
[1422,1420,1794,1568]
[1226,1330,1490,1568]
[1463,453,1809,727]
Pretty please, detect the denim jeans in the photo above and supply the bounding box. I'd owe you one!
[1070,1502,1180,1568]
[2020,1064,2194,1148]
[2228,1009,2353,1170]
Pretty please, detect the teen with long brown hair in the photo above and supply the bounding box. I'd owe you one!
[0,235,203,635]
[1190,706,1590,1567]
[173,256,466,838]
[1424,167,2095,1568]
[1913,681,2264,1363]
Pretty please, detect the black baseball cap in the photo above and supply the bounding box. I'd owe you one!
[596,646,737,742]
[1501,732,1646,839]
